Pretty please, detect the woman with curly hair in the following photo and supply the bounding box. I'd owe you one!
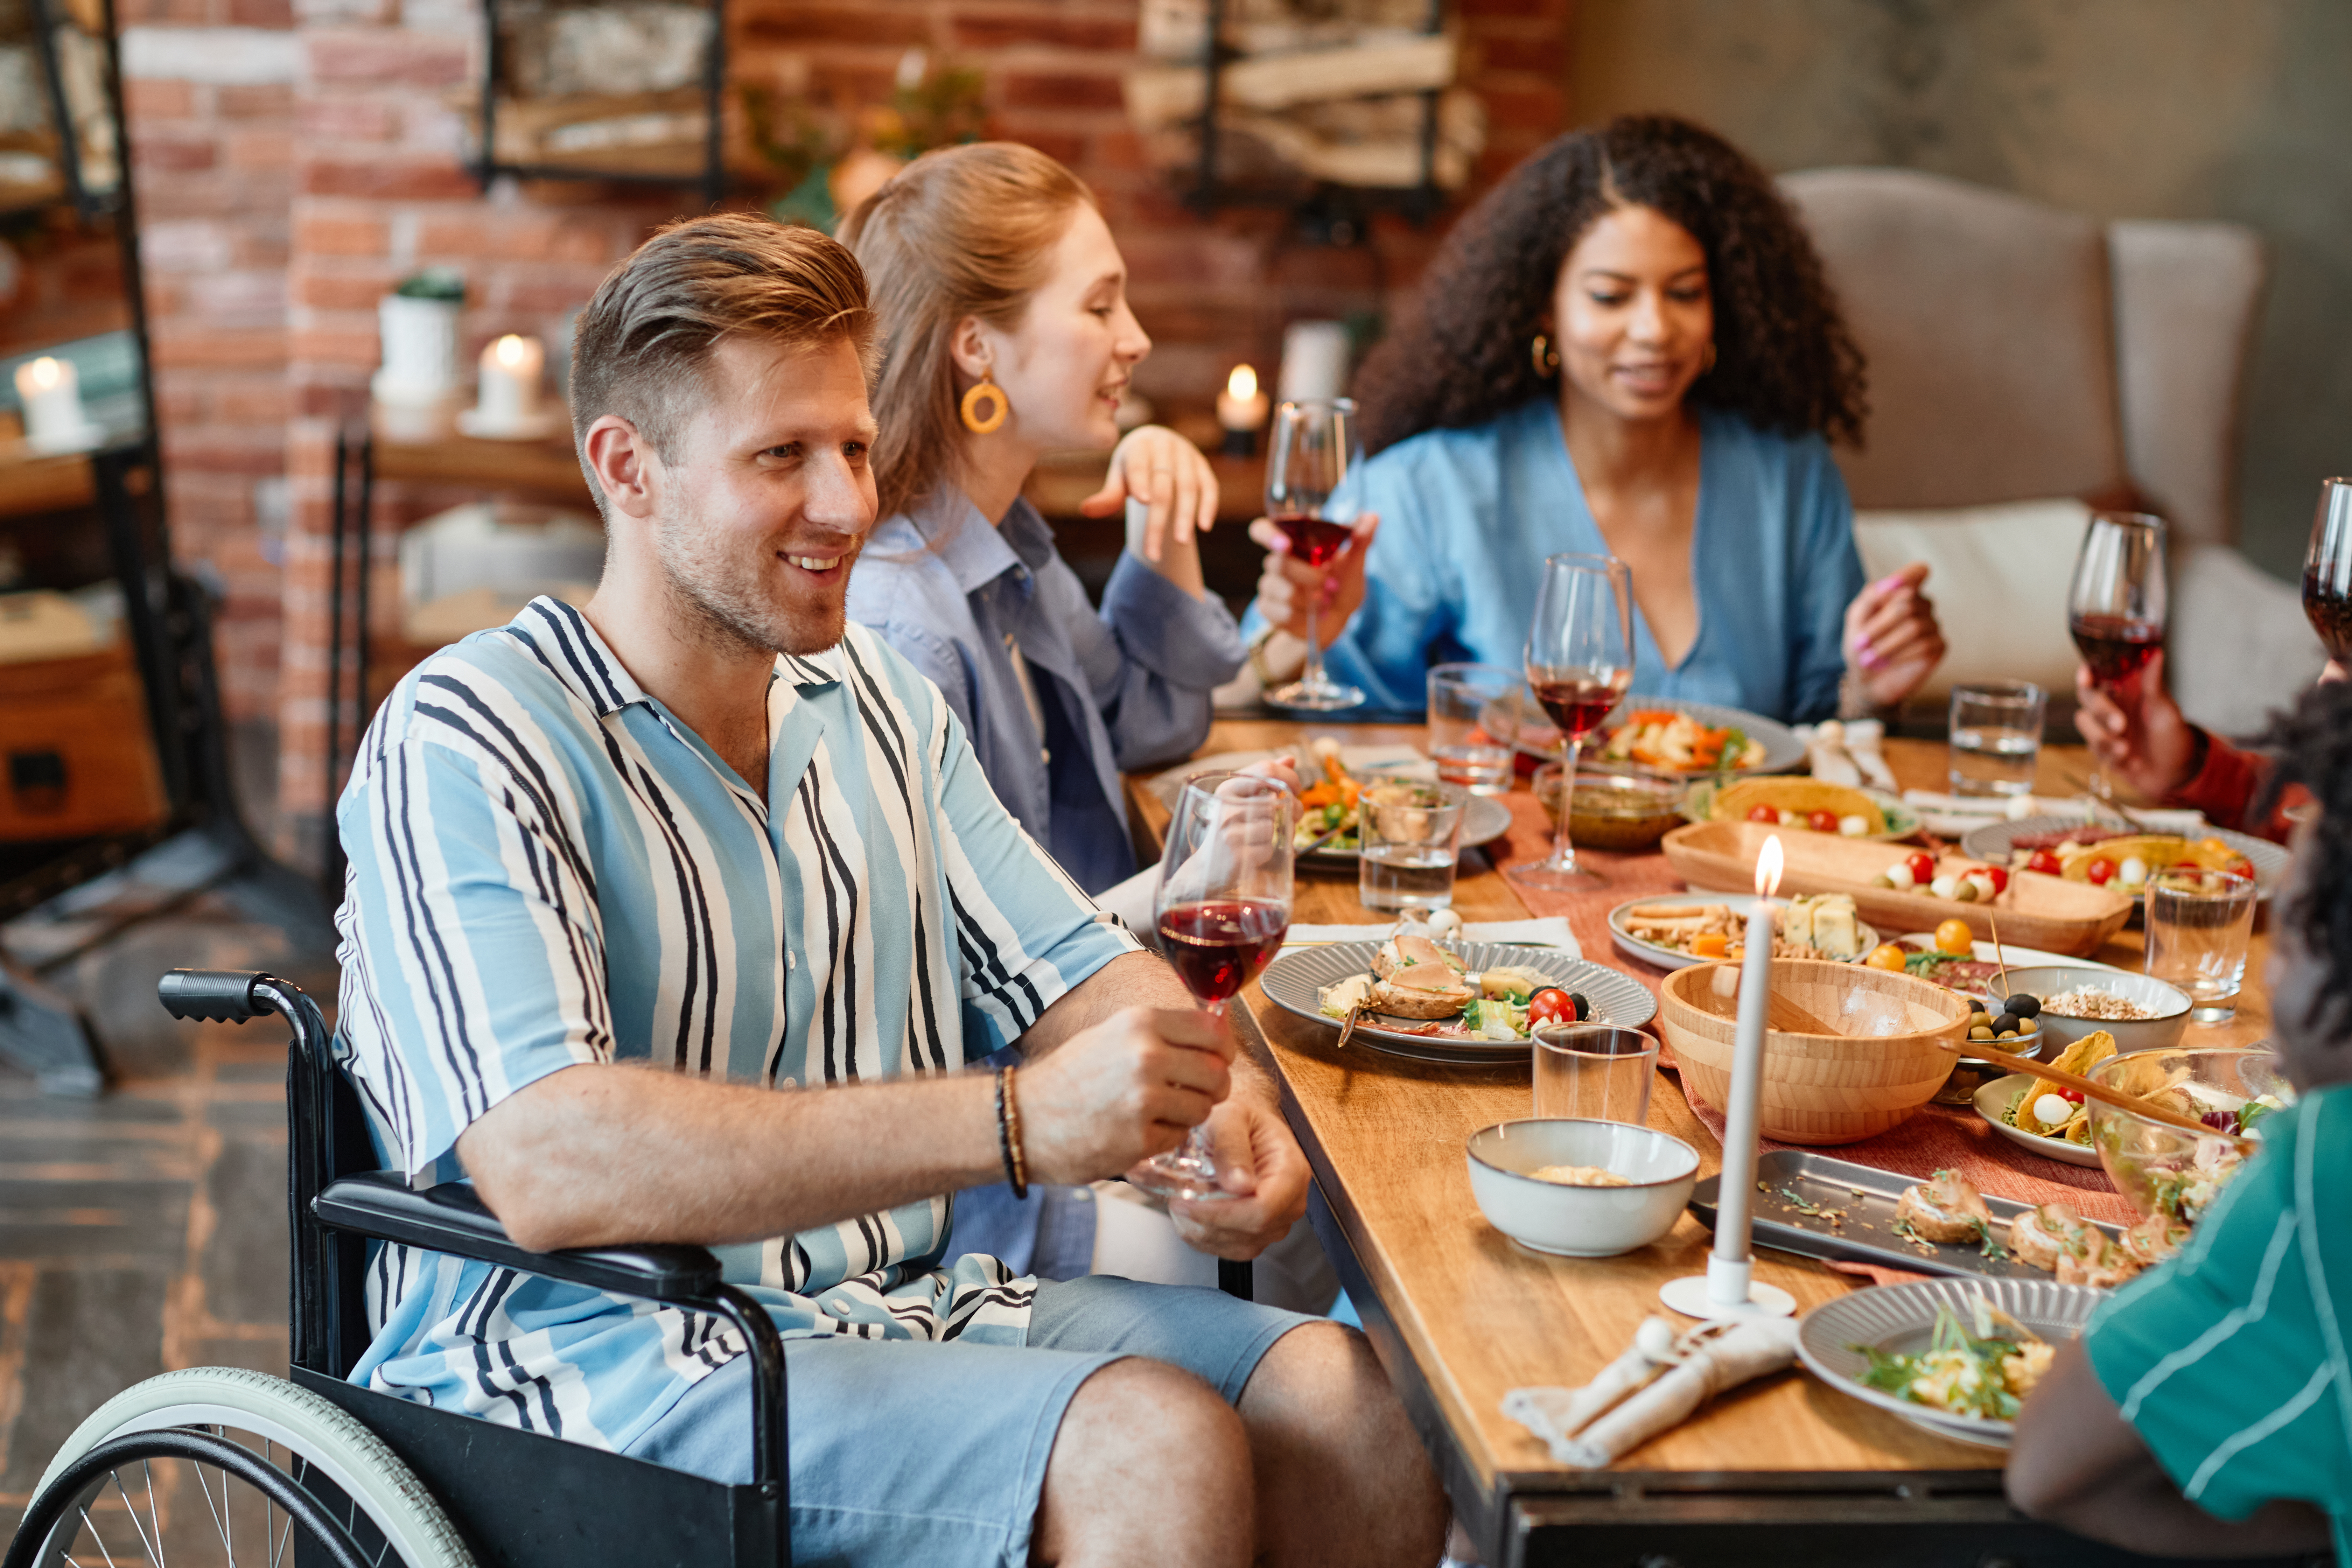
[1240,114,1945,722]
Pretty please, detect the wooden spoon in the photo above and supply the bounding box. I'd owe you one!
[1959,1040,2256,1149]
[1706,962,1841,1035]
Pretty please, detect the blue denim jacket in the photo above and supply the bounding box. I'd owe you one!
[846,486,1245,896]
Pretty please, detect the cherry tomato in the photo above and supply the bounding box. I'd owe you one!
[1807,809,1840,833]
[1864,943,1909,973]
[1748,805,1778,823]
[2025,848,2062,876]
[1528,988,1576,1026]
[1905,852,1936,885]
[2170,860,2203,875]
[2228,856,2254,877]
[1934,918,1975,955]
[1985,866,2009,895]
[2087,856,2117,886]
[2056,1086,2085,1105]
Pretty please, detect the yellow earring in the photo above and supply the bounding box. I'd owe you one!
[1531,334,1560,378]
[960,378,1009,435]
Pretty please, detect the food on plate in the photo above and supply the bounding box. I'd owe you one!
[1621,894,1864,962]
[1368,963,1476,1020]
[2033,833,2256,891]
[1598,708,1766,773]
[2007,1204,2095,1271]
[1315,944,1562,1040]
[1895,1169,1996,1246]
[2041,986,2159,1021]
[1963,995,2040,1046]
[1865,943,1909,972]
[1530,1164,1631,1188]
[1372,932,1462,981]
[1853,1296,2053,1420]
[1778,894,1864,960]
[1292,737,1368,851]
[1933,918,1974,955]
[2056,1236,2143,1290]
[2004,1030,2120,1144]
[2121,1213,2189,1267]
[1710,778,1886,836]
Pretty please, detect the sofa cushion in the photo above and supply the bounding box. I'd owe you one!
[1853,498,2092,700]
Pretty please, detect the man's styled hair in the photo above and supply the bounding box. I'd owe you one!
[570,212,877,510]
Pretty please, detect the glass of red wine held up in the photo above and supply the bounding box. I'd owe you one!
[2066,510,2168,797]
[1130,772,1295,1202]
[1512,553,1636,891]
[2304,478,2352,664]
[1264,398,1366,712]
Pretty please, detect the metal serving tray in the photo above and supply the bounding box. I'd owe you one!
[1688,1149,2123,1283]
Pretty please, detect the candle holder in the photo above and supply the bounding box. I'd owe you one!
[1660,835,1798,1321]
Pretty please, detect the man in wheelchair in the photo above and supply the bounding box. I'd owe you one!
[328,211,1446,1566]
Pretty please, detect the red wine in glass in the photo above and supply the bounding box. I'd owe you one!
[2306,571,2352,662]
[1529,673,1626,742]
[2069,613,2163,685]
[1157,899,1288,1003]
[1271,512,1352,569]
[2307,481,2352,662]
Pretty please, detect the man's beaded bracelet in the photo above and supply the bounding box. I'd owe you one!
[994,1065,1028,1199]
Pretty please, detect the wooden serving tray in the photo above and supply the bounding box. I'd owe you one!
[1660,820,2133,958]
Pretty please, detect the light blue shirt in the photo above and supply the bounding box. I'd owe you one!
[332,597,1140,1454]
[846,487,1244,896]
[1255,399,1861,723]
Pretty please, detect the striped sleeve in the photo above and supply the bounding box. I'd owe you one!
[336,698,611,1179]
[2084,1090,2352,1525]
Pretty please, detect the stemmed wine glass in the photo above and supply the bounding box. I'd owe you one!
[2304,478,2352,663]
[1129,772,1295,1201]
[1511,553,1634,890]
[1264,398,1366,712]
[2066,511,2169,797]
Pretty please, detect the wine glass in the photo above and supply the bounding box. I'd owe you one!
[1511,553,1634,890]
[2305,478,2352,663]
[1129,772,1294,1201]
[2067,511,2169,798]
[1263,398,1366,712]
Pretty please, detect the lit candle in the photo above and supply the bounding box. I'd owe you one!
[475,334,543,430]
[1214,363,1268,456]
[15,356,91,449]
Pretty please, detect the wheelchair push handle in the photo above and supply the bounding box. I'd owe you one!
[158,968,270,1024]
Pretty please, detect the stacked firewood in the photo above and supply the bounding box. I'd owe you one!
[1125,0,1483,193]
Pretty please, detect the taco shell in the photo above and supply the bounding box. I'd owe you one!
[2058,835,2185,880]
[2026,1029,2119,1110]
[1710,777,1886,835]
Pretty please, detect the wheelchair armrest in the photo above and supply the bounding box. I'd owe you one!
[315,1172,724,1303]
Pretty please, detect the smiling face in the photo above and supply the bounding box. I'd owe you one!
[964,202,1148,455]
[1547,203,1714,426]
[645,332,879,657]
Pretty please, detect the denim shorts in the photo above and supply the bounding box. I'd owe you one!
[620,1274,1312,1567]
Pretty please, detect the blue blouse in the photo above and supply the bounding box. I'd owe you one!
[1267,399,1862,724]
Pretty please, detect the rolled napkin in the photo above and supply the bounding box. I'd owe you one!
[1901,790,2206,839]
[1841,719,1898,793]
[1794,721,1862,788]
[1502,1316,1801,1469]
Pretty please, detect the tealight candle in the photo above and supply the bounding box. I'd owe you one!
[1214,363,1267,456]
[15,356,90,449]
[475,334,543,430]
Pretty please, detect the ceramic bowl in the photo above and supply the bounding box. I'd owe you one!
[1657,958,1972,1144]
[1982,965,2191,1055]
[2088,1048,2292,1225]
[1465,1119,1699,1257]
[1533,766,1687,852]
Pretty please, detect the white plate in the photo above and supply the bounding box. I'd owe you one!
[1607,892,1879,972]
[1517,696,1806,778]
[1256,939,1656,1066]
[1797,1277,2106,1449]
[1971,1073,2106,1168]
[1958,815,2290,903]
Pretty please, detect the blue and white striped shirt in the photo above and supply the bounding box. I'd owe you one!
[331,597,1141,1451]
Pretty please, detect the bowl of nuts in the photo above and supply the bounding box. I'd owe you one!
[1977,965,2192,1056]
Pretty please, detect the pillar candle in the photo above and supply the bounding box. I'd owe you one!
[476,335,544,429]
[15,357,86,446]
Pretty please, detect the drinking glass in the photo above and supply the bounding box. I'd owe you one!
[1132,772,1294,1200]
[1263,398,1366,711]
[1533,1023,1658,1124]
[1356,775,1468,916]
[2144,868,2259,1024]
[1426,662,1524,795]
[1947,680,2045,797]
[2067,511,2168,798]
[2304,478,2352,663]
[1512,553,1635,890]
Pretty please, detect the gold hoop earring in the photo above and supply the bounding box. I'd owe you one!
[960,379,1009,435]
[1531,334,1560,379]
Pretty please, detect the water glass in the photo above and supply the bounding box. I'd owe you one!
[2144,869,2259,1023]
[1947,681,2046,797]
[1356,776,1467,915]
[1427,662,1524,796]
[1533,1023,1659,1124]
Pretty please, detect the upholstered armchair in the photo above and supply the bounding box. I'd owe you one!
[1780,167,2325,737]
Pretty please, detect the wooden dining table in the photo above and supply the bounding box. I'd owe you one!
[1128,722,2289,1568]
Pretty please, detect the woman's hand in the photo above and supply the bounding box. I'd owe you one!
[2073,649,2203,800]
[1843,562,1946,708]
[1246,513,1380,647]
[1082,425,1219,564]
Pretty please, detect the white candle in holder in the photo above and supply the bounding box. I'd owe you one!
[476,335,543,429]
[15,356,89,448]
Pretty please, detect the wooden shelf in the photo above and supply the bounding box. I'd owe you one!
[0,450,97,521]
[372,429,594,505]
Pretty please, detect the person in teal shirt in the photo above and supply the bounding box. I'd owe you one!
[2009,681,2352,1562]
[1241,115,1946,723]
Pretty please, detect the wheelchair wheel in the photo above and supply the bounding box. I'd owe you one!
[9,1366,474,1568]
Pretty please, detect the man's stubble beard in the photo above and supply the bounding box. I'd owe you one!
[651,496,863,660]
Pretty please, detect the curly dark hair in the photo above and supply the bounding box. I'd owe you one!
[1353,114,1867,455]
[2253,681,2352,1052]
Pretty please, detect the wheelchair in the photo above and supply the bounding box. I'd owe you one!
[4,969,790,1568]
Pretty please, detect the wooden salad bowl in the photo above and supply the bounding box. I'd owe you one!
[1658,959,1973,1145]
[1660,820,2134,958]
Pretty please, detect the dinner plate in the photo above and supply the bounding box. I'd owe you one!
[1971,1072,2106,1168]
[1257,939,1656,1066]
[1796,1276,2105,1449]
[1958,815,2289,903]
[1516,696,1807,778]
[1299,792,1514,868]
[1679,780,1922,842]
[1607,892,1880,972]
[1144,749,1514,866]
